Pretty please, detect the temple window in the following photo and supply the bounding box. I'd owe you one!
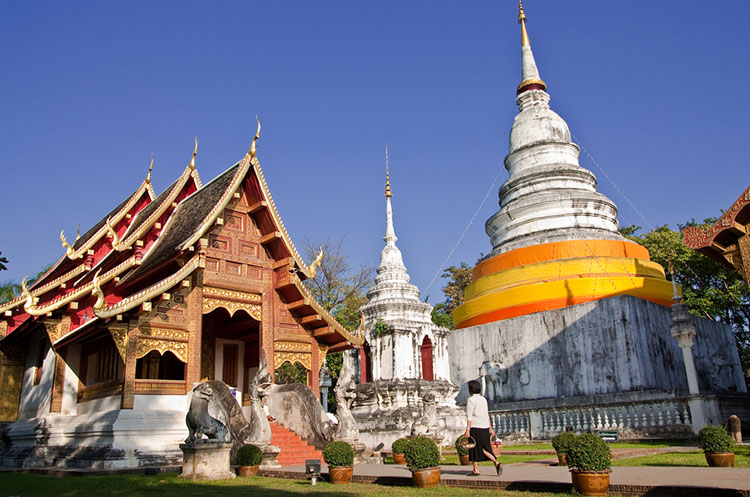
[95,347,118,382]
[136,351,185,381]
[420,336,434,381]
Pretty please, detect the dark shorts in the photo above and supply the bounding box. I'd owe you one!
[469,427,493,462]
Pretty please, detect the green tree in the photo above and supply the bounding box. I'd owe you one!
[301,237,372,411]
[440,262,473,313]
[0,263,53,305]
[622,222,750,387]
[274,361,308,385]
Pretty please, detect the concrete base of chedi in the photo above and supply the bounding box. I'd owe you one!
[179,443,235,480]
[351,379,464,450]
[449,295,746,406]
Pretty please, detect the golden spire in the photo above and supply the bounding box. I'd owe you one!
[146,154,154,184]
[189,137,197,170]
[249,116,261,158]
[519,0,529,46]
[384,145,392,198]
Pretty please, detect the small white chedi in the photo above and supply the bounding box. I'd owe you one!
[350,151,464,449]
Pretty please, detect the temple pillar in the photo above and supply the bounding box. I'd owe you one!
[48,316,71,413]
[186,270,204,389]
[0,319,24,421]
[670,296,699,395]
[119,321,138,409]
[262,267,275,379]
[310,340,320,400]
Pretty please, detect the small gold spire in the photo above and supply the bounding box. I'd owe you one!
[146,154,154,184]
[75,222,81,241]
[519,0,530,46]
[249,116,261,158]
[189,137,198,170]
[384,145,392,198]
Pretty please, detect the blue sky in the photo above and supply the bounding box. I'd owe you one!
[1,1,749,301]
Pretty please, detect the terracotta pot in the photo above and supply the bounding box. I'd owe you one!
[329,466,353,484]
[491,442,502,457]
[237,465,259,477]
[557,453,568,466]
[570,469,610,496]
[393,453,407,465]
[412,467,440,488]
[705,452,735,467]
[458,454,470,466]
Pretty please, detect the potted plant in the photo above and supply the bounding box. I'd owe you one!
[323,441,354,484]
[455,436,470,466]
[699,425,735,467]
[392,437,409,465]
[566,432,611,496]
[551,431,577,466]
[404,436,441,488]
[236,444,263,476]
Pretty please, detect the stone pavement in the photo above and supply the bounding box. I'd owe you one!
[261,460,750,497]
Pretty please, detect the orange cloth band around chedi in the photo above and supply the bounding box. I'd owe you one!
[453,240,679,329]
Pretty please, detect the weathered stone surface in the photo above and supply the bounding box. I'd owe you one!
[449,295,746,407]
[264,383,334,450]
[179,442,235,480]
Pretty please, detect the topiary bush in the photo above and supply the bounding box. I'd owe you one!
[392,437,409,455]
[551,431,577,455]
[566,433,611,472]
[323,441,354,468]
[236,444,263,466]
[455,436,470,456]
[403,436,440,471]
[699,425,735,454]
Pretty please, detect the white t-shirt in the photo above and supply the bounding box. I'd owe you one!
[466,393,490,429]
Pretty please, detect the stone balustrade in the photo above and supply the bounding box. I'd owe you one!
[489,395,699,440]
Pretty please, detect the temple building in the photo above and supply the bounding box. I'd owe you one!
[0,125,362,468]
[350,153,463,448]
[682,185,750,286]
[448,2,747,439]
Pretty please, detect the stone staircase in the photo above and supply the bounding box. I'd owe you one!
[270,420,323,466]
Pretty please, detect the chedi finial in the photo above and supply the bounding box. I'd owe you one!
[384,145,392,198]
[516,0,547,94]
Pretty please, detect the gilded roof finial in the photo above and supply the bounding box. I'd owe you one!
[75,222,81,241]
[189,137,198,170]
[146,154,154,184]
[384,145,392,198]
[518,0,530,46]
[21,276,34,310]
[249,116,261,158]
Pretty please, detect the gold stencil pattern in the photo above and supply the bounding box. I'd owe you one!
[274,341,312,352]
[274,351,311,371]
[136,338,188,363]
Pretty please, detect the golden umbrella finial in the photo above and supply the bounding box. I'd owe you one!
[384,145,392,198]
[249,116,261,158]
[519,0,530,46]
[146,154,154,183]
[189,137,198,170]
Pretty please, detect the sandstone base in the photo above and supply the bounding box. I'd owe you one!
[179,442,235,480]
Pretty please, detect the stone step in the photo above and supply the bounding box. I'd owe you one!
[269,421,323,466]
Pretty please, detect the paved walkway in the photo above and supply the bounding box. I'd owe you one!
[261,460,750,497]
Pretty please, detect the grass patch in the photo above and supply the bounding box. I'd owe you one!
[440,454,552,466]
[487,440,688,452]
[612,445,749,468]
[0,472,573,497]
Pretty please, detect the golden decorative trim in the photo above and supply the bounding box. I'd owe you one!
[60,230,81,260]
[95,254,200,318]
[517,78,547,92]
[202,287,262,303]
[307,247,324,278]
[136,338,188,363]
[318,344,329,370]
[274,351,311,371]
[21,257,136,317]
[249,117,261,158]
[385,145,392,198]
[189,137,198,170]
[519,0,530,46]
[42,319,62,343]
[139,327,189,341]
[108,322,129,362]
[0,265,87,314]
[91,269,106,312]
[275,341,312,352]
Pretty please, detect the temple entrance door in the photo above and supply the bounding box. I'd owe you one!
[420,336,434,381]
[202,308,261,406]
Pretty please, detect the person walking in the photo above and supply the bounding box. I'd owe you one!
[464,379,502,476]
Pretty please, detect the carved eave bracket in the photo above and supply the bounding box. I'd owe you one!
[202,286,262,320]
[107,322,130,362]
